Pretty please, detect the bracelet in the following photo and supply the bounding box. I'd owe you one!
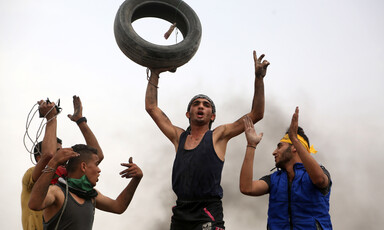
[247,145,256,149]
[76,117,87,125]
[148,80,159,88]
[42,165,56,173]
[146,68,159,88]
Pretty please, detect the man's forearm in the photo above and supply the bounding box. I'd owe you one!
[32,118,57,182]
[293,139,328,187]
[145,72,159,112]
[42,118,57,154]
[77,121,104,162]
[240,147,256,194]
[115,177,142,214]
[249,77,265,123]
[29,161,58,210]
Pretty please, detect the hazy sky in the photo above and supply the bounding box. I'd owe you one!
[1,0,384,229]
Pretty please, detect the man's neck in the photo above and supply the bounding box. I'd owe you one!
[67,172,83,180]
[284,159,302,182]
[189,126,209,137]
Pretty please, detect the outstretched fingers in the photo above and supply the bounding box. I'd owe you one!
[253,50,267,63]
[258,54,265,62]
[253,50,270,78]
[120,157,143,179]
[243,115,263,145]
[289,106,299,139]
[68,95,83,121]
[54,148,79,165]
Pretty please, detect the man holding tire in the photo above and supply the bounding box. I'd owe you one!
[145,51,270,230]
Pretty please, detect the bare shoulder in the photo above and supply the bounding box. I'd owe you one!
[213,118,244,141]
[43,185,65,218]
[49,185,65,202]
[94,189,111,203]
[212,124,227,135]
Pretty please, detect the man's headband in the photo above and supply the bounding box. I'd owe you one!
[187,94,216,114]
[280,134,317,154]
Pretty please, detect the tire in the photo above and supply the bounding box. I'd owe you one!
[114,0,202,68]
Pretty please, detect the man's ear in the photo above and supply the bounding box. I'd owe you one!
[211,113,216,122]
[80,162,87,172]
[186,111,190,119]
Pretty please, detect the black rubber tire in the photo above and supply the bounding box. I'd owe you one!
[114,0,202,68]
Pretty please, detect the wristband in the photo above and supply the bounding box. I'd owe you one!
[76,117,87,125]
[247,145,256,149]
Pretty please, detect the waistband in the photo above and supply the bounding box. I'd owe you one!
[176,197,221,203]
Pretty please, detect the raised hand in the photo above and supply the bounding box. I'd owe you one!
[68,95,83,122]
[288,106,299,142]
[120,157,143,179]
[243,115,263,146]
[38,99,58,120]
[253,50,270,79]
[51,148,79,166]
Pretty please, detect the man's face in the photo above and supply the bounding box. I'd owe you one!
[187,98,215,125]
[273,142,292,169]
[84,154,101,187]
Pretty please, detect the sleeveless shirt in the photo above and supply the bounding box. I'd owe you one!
[268,163,332,230]
[172,130,224,200]
[43,183,95,230]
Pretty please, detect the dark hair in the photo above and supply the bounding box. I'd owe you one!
[33,138,63,161]
[285,126,310,147]
[66,144,98,173]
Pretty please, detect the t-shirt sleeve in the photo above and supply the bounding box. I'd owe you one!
[259,174,271,193]
[319,165,332,195]
[22,167,35,192]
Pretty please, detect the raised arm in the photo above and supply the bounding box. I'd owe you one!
[31,100,58,182]
[29,148,79,211]
[145,69,184,149]
[95,157,143,214]
[215,51,270,143]
[68,95,104,162]
[239,116,269,196]
[288,107,329,188]
[248,51,270,122]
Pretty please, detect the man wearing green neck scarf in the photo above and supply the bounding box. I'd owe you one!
[29,144,143,230]
[21,96,104,230]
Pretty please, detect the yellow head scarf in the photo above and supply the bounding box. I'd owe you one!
[280,134,317,154]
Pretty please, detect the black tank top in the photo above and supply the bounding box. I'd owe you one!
[172,130,224,200]
[43,183,95,230]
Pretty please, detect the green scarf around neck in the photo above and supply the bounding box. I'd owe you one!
[67,175,94,192]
